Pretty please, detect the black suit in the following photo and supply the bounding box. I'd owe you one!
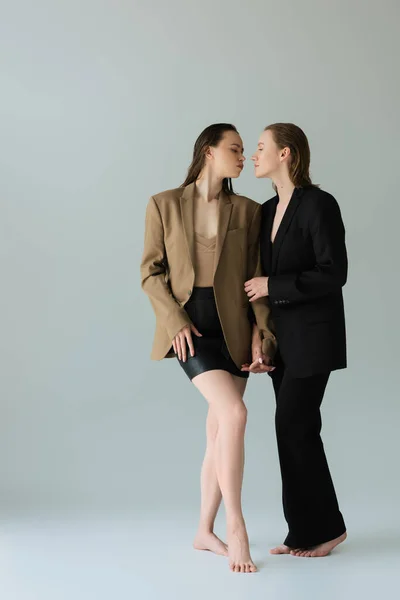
[261,186,347,548]
[261,185,347,378]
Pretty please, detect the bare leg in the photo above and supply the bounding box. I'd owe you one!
[193,376,248,557]
[193,407,228,556]
[192,370,256,573]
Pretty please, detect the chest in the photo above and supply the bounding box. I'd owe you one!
[261,207,314,274]
[193,198,219,238]
[271,204,287,243]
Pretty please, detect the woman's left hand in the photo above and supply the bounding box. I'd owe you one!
[244,277,269,302]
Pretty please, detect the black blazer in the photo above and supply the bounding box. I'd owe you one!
[260,186,348,378]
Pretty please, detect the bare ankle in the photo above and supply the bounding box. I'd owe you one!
[197,523,215,535]
[227,516,246,533]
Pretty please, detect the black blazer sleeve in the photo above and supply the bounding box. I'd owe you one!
[268,194,348,306]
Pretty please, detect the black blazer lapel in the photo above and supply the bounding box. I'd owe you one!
[260,198,277,275]
[271,188,304,274]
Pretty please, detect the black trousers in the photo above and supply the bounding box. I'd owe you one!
[269,358,346,548]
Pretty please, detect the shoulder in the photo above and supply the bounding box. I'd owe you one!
[300,187,344,232]
[233,193,259,207]
[300,186,340,212]
[231,194,262,223]
[151,187,182,205]
[261,194,278,214]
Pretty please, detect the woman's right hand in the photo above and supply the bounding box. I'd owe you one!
[172,323,202,362]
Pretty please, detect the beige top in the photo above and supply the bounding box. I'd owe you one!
[193,232,216,287]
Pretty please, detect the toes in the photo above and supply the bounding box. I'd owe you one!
[270,545,290,555]
[230,562,257,573]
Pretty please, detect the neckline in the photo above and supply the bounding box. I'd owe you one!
[270,188,297,244]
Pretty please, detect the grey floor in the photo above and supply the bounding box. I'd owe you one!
[1,507,399,600]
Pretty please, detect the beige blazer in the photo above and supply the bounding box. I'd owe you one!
[140,182,276,368]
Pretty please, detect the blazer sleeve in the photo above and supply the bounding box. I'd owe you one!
[268,194,348,306]
[140,196,192,340]
[247,204,277,359]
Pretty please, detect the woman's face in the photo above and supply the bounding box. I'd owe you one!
[251,129,283,178]
[206,130,245,179]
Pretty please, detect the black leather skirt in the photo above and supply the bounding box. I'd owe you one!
[176,287,248,381]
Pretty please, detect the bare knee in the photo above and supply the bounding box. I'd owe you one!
[222,402,247,430]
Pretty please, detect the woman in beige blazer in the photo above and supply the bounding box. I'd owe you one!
[141,123,276,573]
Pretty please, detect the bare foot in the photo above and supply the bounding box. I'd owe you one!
[193,531,228,556]
[270,544,291,555]
[227,524,257,573]
[290,532,347,557]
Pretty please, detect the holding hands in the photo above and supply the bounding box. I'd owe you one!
[241,324,275,374]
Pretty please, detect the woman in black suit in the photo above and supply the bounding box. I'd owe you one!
[242,123,347,557]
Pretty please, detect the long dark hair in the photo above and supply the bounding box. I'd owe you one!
[265,123,318,189]
[181,123,238,194]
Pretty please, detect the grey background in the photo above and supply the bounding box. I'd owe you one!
[0,1,399,596]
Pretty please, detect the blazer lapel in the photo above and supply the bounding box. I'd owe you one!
[214,189,233,277]
[261,197,278,275]
[271,187,304,274]
[180,182,196,269]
